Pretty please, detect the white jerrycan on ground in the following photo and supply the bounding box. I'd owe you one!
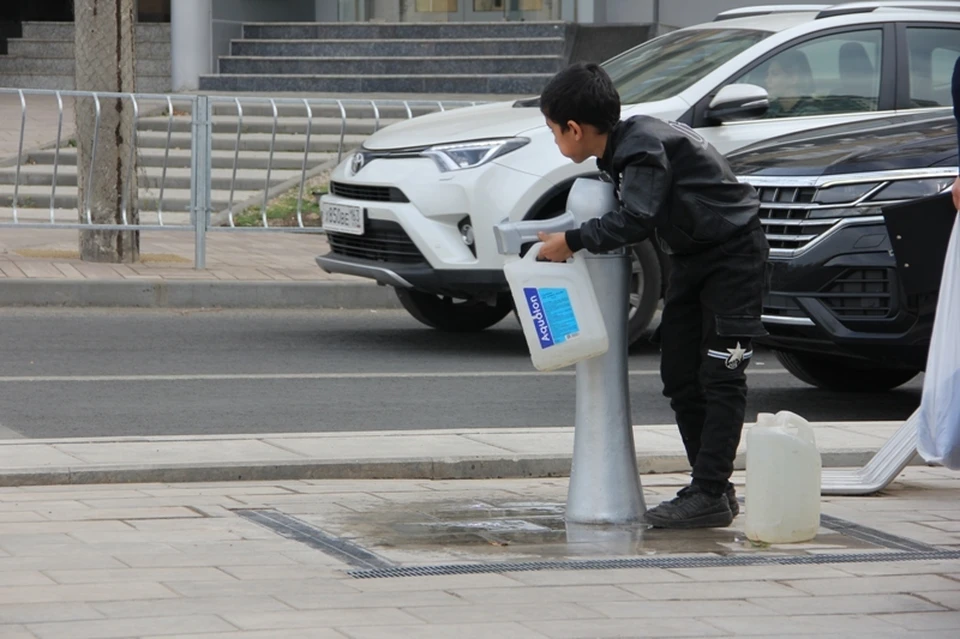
[745,410,822,544]
[504,243,609,371]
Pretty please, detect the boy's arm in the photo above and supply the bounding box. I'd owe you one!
[564,147,669,254]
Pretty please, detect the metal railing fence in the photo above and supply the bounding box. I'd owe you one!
[0,88,487,268]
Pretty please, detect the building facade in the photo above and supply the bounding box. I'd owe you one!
[0,0,845,93]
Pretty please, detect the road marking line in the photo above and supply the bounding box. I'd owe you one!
[0,369,789,383]
[0,420,24,439]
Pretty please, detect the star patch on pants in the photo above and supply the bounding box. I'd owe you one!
[707,342,753,370]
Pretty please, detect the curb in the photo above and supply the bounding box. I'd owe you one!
[0,449,903,487]
[0,279,402,309]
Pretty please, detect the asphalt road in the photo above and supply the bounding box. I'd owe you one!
[0,308,923,439]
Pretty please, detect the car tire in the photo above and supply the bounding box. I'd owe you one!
[395,289,513,332]
[773,350,920,392]
[627,240,663,345]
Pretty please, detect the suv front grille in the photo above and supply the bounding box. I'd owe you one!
[821,269,892,318]
[754,186,834,252]
[762,293,806,318]
[330,181,409,203]
[327,219,425,264]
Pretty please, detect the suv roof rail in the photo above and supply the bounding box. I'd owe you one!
[714,5,831,20]
[817,1,960,19]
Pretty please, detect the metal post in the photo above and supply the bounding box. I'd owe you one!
[566,249,645,523]
[493,178,646,525]
[563,179,645,524]
[191,95,211,270]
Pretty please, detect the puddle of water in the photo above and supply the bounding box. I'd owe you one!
[320,497,881,564]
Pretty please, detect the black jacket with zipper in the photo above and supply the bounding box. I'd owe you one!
[565,115,761,257]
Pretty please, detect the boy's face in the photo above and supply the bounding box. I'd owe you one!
[546,117,593,164]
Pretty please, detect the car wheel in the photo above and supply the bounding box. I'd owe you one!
[774,350,920,392]
[627,240,662,345]
[395,289,513,332]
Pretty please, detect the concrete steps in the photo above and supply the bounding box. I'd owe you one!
[205,74,553,94]
[230,38,565,58]
[0,184,273,218]
[201,21,568,94]
[0,22,171,92]
[28,147,337,171]
[218,56,562,76]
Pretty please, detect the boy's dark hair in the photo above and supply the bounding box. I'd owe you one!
[540,62,621,133]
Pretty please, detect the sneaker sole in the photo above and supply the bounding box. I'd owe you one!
[643,510,734,530]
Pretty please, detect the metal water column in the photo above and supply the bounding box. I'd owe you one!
[494,177,646,524]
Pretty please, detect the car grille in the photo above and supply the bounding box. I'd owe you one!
[327,219,425,264]
[330,181,408,203]
[754,186,836,252]
[762,293,806,318]
[821,269,892,318]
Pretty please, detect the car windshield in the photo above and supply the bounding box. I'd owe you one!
[603,28,771,104]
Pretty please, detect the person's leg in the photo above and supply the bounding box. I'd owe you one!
[644,227,769,529]
[695,227,770,497]
[645,257,734,529]
[658,258,706,469]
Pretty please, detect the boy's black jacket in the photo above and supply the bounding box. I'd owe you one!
[565,115,761,256]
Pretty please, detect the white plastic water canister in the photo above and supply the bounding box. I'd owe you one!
[745,411,822,544]
[503,243,609,371]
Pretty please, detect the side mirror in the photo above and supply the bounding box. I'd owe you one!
[706,84,769,123]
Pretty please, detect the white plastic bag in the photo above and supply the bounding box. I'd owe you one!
[916,210,960,469]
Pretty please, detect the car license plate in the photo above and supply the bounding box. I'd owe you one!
[321,201,364,235]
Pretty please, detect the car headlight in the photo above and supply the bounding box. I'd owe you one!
[813,183,880,204]
[872,177,955,201]
[421,138,529,172]
[810,175,956,218]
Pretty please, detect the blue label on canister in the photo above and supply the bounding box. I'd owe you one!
[523,287,579,349]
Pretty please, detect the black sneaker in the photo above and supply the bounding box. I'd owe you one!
[727,484,740,518]
[644,485,734,529]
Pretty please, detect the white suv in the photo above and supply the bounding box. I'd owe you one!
[317,2,960,342]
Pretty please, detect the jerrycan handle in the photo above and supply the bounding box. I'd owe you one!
[524,242,545,263]
[776,410,817,446]
[524,242,577,264]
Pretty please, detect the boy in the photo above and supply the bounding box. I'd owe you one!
[536,62,769,529]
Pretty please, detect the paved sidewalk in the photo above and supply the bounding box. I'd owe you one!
[0,228,397,309]
[0,468,957,638]
[0,421,913,486]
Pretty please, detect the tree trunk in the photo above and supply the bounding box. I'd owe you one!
[74,0,139,263]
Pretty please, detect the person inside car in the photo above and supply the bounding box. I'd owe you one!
[763,50,822,118]
[535,62,769,529]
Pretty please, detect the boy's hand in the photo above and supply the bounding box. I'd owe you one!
[952,177,959,211]
[537,232,574,262]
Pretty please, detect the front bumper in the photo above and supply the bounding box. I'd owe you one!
[316,253,507,297]
[756,219,935,370]
[315,151,553,297]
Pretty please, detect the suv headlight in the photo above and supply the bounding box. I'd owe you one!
[872,177,955,201]
[421,138,530,172]
[810,175,956,218]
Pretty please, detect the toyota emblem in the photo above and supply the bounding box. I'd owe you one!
[351,153,365,174]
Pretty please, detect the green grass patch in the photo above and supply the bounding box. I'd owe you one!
[232,182,329,228]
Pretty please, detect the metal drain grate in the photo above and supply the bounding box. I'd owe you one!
[345,550,960,579]
[235,509,395,571]
[819,513,939,553]
[233,507,956,580]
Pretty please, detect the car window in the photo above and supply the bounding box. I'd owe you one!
[602,28,770,105]
[905,27,960,108]
[732,29,883,119]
